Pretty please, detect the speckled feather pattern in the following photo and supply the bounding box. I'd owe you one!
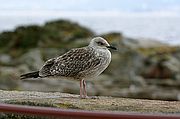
[39,46,111,80]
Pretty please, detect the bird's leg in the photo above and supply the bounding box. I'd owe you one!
[82,80,87,98]
[80,79,84,98]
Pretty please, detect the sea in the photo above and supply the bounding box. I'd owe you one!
[0,15,180,45]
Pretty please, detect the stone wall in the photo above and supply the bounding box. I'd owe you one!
[0,90,180,113]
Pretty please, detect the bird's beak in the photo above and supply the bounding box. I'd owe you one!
[106,45,117,50]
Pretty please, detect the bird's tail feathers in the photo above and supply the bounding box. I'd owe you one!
[20,71,40,80]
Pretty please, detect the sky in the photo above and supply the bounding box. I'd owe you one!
[0,0,180,16]
[0,0,180,44]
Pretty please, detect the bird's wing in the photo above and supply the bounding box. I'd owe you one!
[47,47,101,78]
[39,58,56,77]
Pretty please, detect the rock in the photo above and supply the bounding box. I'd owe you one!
[100,32,123,43]
[0,74,20,90]
[115,36,167,49]
[135,38,168,48]
[43,20,94,43]
[129,75,147,87]
[140,55,180,80]
[0,19,180,102]
[163,56,180,73]
[19,49,44,70]
[0,66,20,76]
[176,74,180,81]
[0,91,179,119]
[0,54,12,65]
[40,48,65,60]
[121,37,140,49]
[0,20,94,57]
[0,90,180,114]
[173,48,180,60]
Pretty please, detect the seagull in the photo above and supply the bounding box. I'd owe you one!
[20,37,117,98]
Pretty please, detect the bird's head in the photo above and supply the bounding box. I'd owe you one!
[89,37,117,50]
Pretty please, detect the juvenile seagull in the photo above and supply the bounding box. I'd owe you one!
[20,37,116,98]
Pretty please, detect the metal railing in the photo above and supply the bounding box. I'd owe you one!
[0,103,180,119]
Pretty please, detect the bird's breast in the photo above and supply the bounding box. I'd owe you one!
[98,49,111,70]
[87,49,111,79]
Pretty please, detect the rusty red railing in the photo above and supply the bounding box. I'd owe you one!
[0,103,180,119]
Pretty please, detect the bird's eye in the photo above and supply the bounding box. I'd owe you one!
[97,41,104,46]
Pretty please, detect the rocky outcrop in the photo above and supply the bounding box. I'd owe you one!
[0,20,94,57]
[0,19,180,101]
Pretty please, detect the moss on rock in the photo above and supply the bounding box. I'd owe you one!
[0,90,180,114]
[0,20,94,57]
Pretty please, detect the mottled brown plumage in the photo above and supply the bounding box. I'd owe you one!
[39,47,101,79]
[20,37,116,98]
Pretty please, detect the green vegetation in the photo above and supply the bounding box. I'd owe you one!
[0,20,94,57]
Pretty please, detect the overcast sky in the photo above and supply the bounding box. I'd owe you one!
[0,0,180,16]
[0,0,180,17]
[0,0,179,44]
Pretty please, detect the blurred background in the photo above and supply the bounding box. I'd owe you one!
[0,0,180,101]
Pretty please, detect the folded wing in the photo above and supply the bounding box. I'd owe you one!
[39,47,101,78]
